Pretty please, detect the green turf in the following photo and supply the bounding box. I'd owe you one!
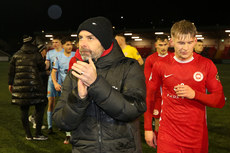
[0,62,229,153]
[0,62,71,153]
[206,64,230,153]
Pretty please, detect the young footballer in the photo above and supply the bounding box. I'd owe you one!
[45,36,64,134]
[144,34,171,138]
[145,20,225,153]
[51,37,75,144]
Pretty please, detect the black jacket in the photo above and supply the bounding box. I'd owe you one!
[8,43,47,105]
[53,41,146,153]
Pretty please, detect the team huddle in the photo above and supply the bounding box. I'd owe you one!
[8,17,225,153]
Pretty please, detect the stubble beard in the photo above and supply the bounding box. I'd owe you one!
[79,48,93,61]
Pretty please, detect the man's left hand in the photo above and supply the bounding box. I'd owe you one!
[71,58,97,87]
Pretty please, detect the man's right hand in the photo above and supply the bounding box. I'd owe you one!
[145,130,157,148]
[77,79,88,99]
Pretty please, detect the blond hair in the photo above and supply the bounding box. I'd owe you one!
[171,20,197,40]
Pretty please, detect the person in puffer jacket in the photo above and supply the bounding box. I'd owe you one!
[8,35,48,140]
[53,16,146,153]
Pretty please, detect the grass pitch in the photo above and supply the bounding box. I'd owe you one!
[0,62,229,153]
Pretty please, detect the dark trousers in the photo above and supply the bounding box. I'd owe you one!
[20,103,46,137]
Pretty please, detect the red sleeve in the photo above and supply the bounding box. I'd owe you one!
[152,89,162,119]
[144,55,153,85]
[194,61,225,108]
[144,62,162,131]
[144,85,155,131]
[68,57,76,72]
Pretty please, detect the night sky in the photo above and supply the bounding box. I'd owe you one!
[0,0,229,51]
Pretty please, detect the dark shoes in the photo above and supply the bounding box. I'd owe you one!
[48,127,54,134]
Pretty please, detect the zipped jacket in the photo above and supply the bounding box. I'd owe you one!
[53,40,146,153]
[8,43,47,105]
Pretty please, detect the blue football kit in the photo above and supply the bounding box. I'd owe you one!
[46,49,64,97]
[53,51,75,84]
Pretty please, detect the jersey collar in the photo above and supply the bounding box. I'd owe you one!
[158,52,168,57]
[173,55,194,63]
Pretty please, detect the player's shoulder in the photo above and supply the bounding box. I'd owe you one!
[146,52,159,60]
[152,54,169,70]
[167,51,174,56]
[69,53,77,63]
[126,45,133,49]
[127,45,137,51]
[58,49,64,54]
[47,49,57,56]
[194,52,213,65]
[194,53,217,72]
[71,51,76,57]
[158,52,172,63]
[48,49,56,53]
[146,53,154,60]
[60,49,64,53]
[153,52,173,69]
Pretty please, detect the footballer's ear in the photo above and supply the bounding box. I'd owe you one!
[169,37,174,46]
[194,37,197,43]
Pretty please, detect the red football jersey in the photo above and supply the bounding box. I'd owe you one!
[144,52,171,84]
[147,53,225,148]
[144,52,171,122]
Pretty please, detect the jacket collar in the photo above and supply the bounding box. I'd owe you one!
[75,39,125,68]
[20,43,38,53]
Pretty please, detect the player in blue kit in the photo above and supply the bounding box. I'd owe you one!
[45,36,64,134]
[51,37,75,144]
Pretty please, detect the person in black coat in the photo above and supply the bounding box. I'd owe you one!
[8,35,48,140]
[53,16,146,153]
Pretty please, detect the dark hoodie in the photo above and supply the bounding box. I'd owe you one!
[53,40,146,153]
[8,43,47,105]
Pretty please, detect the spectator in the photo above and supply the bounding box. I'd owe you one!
[53,16,146,153]
[8,35,48,140]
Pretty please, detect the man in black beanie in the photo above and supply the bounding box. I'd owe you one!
[77,16,113,51]
[53,16,146,153]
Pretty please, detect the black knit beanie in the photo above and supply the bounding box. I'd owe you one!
[77,16,113,50]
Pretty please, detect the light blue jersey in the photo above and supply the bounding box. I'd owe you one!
[53,52,75,84]
[46,48,64,83]
[46,48,64,98]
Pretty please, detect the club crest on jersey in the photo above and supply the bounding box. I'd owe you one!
[153,109,159,116]
[193,72,203,82]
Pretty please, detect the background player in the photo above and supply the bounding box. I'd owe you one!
[145,20,225,153]
[115,34,144,65]
[45,36,64,134]
[144,34,170,140]
[194,39,209,58]
[51,37,75,144]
